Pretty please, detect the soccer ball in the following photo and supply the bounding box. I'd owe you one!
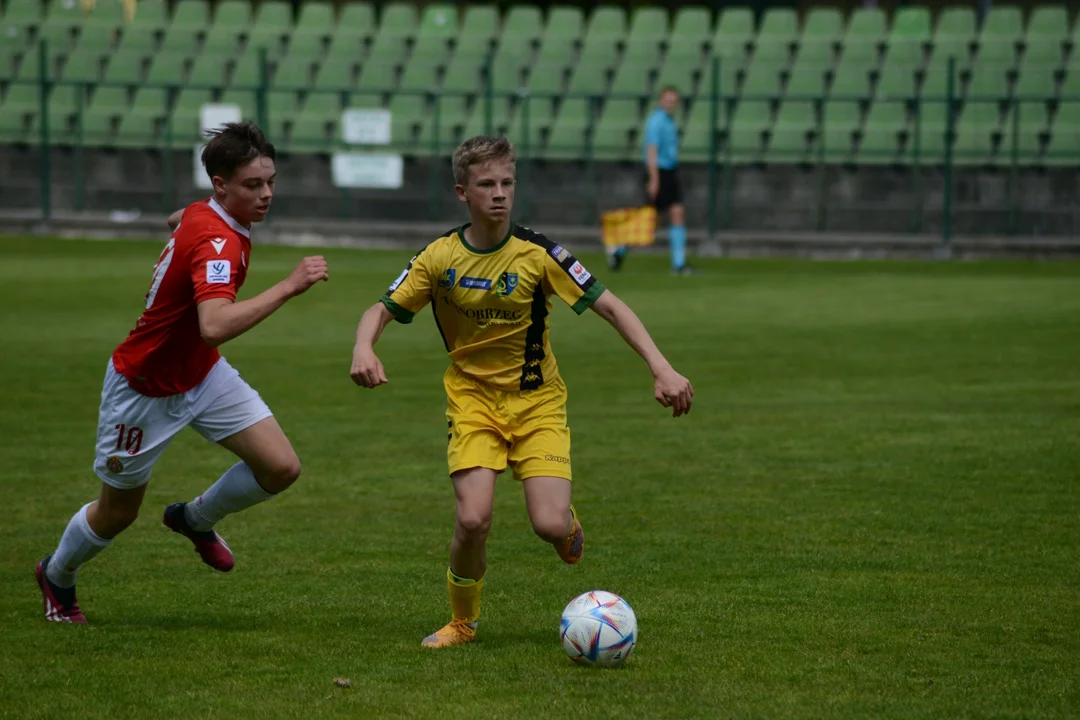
[560,590,637,667]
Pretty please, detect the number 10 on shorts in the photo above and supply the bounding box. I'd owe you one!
[114,424,144,455]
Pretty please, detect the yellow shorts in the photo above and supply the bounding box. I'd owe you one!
[444,364,572,481]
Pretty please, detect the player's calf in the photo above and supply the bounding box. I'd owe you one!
[554,505,584,565]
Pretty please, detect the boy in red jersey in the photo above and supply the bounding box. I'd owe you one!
[35,122,329,623]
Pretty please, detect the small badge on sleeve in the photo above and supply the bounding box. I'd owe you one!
[207,260,231,284]
[570,261,592,286]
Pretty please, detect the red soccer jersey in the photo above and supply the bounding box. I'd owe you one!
[112,198,252,397]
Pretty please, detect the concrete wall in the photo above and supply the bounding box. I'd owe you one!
[1,145,1077,237]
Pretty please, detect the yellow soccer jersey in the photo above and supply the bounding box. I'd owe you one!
[380,224,607,390]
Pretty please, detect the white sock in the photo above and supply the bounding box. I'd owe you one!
[47,503,112,589]
[184,462,274,531]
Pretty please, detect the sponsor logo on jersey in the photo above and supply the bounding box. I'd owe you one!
[207,260,231,284]
[439,268,457,289]
[570,261,591,286]
[495,272,518,297]
[106,455,124,473]
[210,237,227,255]
[460,276,492,290]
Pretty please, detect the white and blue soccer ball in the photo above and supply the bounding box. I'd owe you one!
[560,590,637,667]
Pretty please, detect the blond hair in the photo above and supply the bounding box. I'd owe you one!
[452,135,516,185]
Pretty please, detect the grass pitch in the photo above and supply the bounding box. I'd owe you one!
[0,236,1077,719]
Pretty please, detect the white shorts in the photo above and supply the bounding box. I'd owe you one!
[93,357,273,489]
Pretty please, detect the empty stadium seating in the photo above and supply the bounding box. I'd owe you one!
[0,1,1077,165]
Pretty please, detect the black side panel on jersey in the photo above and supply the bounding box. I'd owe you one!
[519,282,548,391]
[516,225,600,293]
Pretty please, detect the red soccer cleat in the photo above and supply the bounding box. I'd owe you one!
[163,502,235,572]
[36,556,88,624]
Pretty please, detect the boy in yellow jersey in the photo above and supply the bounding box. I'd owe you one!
[349,136,694,648]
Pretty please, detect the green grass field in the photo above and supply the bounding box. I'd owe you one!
[1,236,1078,719]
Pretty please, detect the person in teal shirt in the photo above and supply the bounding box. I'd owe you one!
[608,86,692,275]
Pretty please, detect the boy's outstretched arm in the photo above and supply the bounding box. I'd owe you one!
[589,289,694,417]
[350,302,395,388]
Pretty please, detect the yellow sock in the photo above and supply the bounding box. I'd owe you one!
[447,568,484,624]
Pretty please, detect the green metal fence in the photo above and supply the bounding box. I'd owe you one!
[3,47,1075,245]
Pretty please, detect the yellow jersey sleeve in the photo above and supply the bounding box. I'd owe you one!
[542,246,606,314]
[380,246,436,323]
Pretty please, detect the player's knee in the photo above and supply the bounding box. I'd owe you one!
[455,510,492,540]
[531,507,570,544]
[103,504,140,534]
[260,454,301,492]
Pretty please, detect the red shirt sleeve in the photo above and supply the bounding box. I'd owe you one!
[190,232,244,303]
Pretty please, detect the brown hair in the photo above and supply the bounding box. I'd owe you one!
[452,135,516,185]
[201,121,276,181]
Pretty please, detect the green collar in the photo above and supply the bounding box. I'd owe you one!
[457,223,514,254]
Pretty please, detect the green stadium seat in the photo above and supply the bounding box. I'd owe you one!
[954,76,1002,165]
[117,86,169,148]
[820,97,862,162]
[654,48,709,98]
[728,99,771,162]
[626,7,669,49]
[711,7,753,55]
[462,97,514,141]
[769,98,816,163]
[578,6,626,68]
[0,84,40,143]
[83,0,126,36]
[39,0,86,51]
[758,8,799,52]
[544,97,592,160]
[60,45,108,83]
[787,51,829,99]
[398,51,442,91]
[417,4,456,39]
[388,92,425,147]
[232,50,269,87]
[288,1,333,54]
[442,45,488,94]
[1014,54,1058,103]
[567,62,608,96]
[203,0,251,55]
[101,48,147,84]
[127,0,169,33]
[1045,101,1080,165]
[977,6,1023,52]
[669,6,712,53]
[379,3,418,41]
[611,58,656,98]
[1023,6,1068,62]
[489,45,529,92]
[741,55,784,99]
[145,52,190,86]
[334,3,375,41]
[1058,58,1080,101]
[874,64,917,100]
[546,7,585,44]
[82,85,129,144]
[800,8,843,61]
[592,98,641,161]
[248,0,293,55]
[501,5,543,48]
[15,46,63,82]
[858,99,906,164]
[219,89,259,120]
[934,7,976,48]
[74,23,117,52]
[843,7,886,55]
[0,0,43,45]
[1011,98,1050,162]
[527,50,571,95]
[460,6,497,47]
[314,54,356,89]
[188,52,228,87]
[680,98,718,163]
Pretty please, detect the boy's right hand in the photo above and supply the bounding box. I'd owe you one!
[351,347,388,388]
[286,256,329,296]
